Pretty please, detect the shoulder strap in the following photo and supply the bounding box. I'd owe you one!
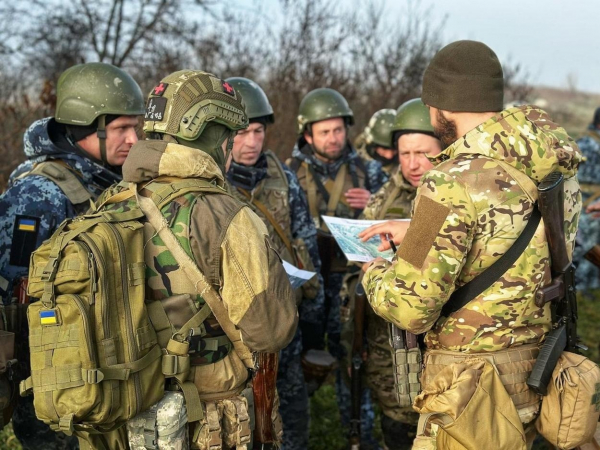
[132,183,256,370]
[354,156,371,191]
[264,150,289,191]
[238,188,295,259]
[27,161,92,205]
[440,160,540,318]
[288,156,301,173]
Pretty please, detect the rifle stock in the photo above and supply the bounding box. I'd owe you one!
[253,352,279,448]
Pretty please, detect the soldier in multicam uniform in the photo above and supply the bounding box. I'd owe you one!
[361,41,582,448]
[355,109,399,176]
[0,62,145,450]
[573,107,600,291]
[361,99,441,450]
[287,88,387,448]
[101,70,297,450]
[224,77,325,450]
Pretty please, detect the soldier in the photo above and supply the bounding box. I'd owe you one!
[287,88,387,447]
[361,99,441,450]
[0,62,145,450]
[99,70,297,449]
[224,77,325,450]
[360,40,582,448]
[355,109,399,176]
[573,107,600,291]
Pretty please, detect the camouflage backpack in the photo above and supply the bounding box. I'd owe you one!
[20,204,165,437]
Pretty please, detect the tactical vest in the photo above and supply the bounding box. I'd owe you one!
[19,161,93,213]
[364,173,416,221]
[291,157,367,228]
[231,151,294,264]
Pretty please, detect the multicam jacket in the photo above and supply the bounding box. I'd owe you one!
[107,139,298,398]
[363,105,582,352]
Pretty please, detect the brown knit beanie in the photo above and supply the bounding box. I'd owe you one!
[422,40,504,112]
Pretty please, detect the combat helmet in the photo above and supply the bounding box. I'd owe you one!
[55,62,145,163]
[143,70,249,168]
[364,109,396,149]
[391,98,435,147]
[297,88,354,135]
[225,77,274,124]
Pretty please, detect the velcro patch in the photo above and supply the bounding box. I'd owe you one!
[10,215,40,267]
[40,309,59,326]
[397,196,450,269]
[152,82,168,96]
[222,81,236,97]
[145,97,167,121]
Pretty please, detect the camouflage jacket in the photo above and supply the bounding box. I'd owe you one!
[0,118,121,303]
[363,105,582,352]
[288,142,388,227]
[361,171,415,221]
[116,139,297,395]
[227,151,326,327]
[573,127,600,291]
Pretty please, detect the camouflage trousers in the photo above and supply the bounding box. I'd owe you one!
[12,394,79,450]
[277,327,309,450]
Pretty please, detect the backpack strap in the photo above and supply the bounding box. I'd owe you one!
[440,160,540,318]
[27,161,92,206]
[133,183,255,370]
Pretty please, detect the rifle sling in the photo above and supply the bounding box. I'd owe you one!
[238,188,295,259]
[440,205,541,318]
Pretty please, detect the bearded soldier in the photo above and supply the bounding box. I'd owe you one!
[361,41,581,448]
[361,99,442,450]
[355,109,398,176]
[224,77,325,450]
[572,107,600,291]
[0,62,145,450]
[287,88,387,446]
[97,70,297,450]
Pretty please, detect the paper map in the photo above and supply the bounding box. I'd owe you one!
[282,260,317,289]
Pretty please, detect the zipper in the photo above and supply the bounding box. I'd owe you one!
[70,294,98,367]
[107,222,142,414]
[80,235,110,340]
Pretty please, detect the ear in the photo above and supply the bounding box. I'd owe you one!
[304,130,313,145]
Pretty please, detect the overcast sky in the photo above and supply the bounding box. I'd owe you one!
[229,0,599,93]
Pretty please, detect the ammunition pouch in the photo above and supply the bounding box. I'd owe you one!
[392,345,422,408]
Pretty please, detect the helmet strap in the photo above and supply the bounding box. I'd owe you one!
[97,115,108,164]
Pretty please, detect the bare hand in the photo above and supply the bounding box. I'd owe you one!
[345,188,371,209]
[586,200,600,218]
[358,221,410,251]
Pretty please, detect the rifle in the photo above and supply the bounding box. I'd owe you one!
[253,352,279,449]
[349,281,367,450]
[527,172,586,395]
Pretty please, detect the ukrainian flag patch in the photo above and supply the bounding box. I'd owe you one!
[17,218,37,232]
[40,310,58,325]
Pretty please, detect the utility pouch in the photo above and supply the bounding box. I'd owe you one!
[536,352,600,449]
[391,345,422,407]
[413,358,526,450]
[127,391,189,450]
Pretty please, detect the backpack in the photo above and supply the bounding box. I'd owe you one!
[20,205,164,437]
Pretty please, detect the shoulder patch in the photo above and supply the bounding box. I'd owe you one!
[10,215,41,267]
[397,196,449,269]
[145,97,167,121]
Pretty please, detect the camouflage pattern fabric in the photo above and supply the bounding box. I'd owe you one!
[364,105,582,353]
[362,171,416,221]
[354,132,399,177]
[227,151,325,450]
[574,127,600,291]
[0,117,122,450]
[128,391,189,450]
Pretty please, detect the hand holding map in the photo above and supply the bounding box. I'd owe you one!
[358,220,411,251]
[321,216,410,262]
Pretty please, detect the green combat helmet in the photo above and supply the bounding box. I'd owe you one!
[364,109,396,149]
[391,98,435,146]
[225,77,274,123]
[297,88,354,135]
[55,62,145,163]
[143,70,249,169]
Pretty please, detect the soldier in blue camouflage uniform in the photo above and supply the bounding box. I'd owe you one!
[287,88,387,448]
[0,62,145,450]
[574,107,600,292]
[224,77,325,450]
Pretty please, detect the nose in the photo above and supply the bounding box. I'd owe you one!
[125,127,138,145]
[408,153,419,170]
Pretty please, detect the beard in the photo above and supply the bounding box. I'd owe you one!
[434,110,458,147]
